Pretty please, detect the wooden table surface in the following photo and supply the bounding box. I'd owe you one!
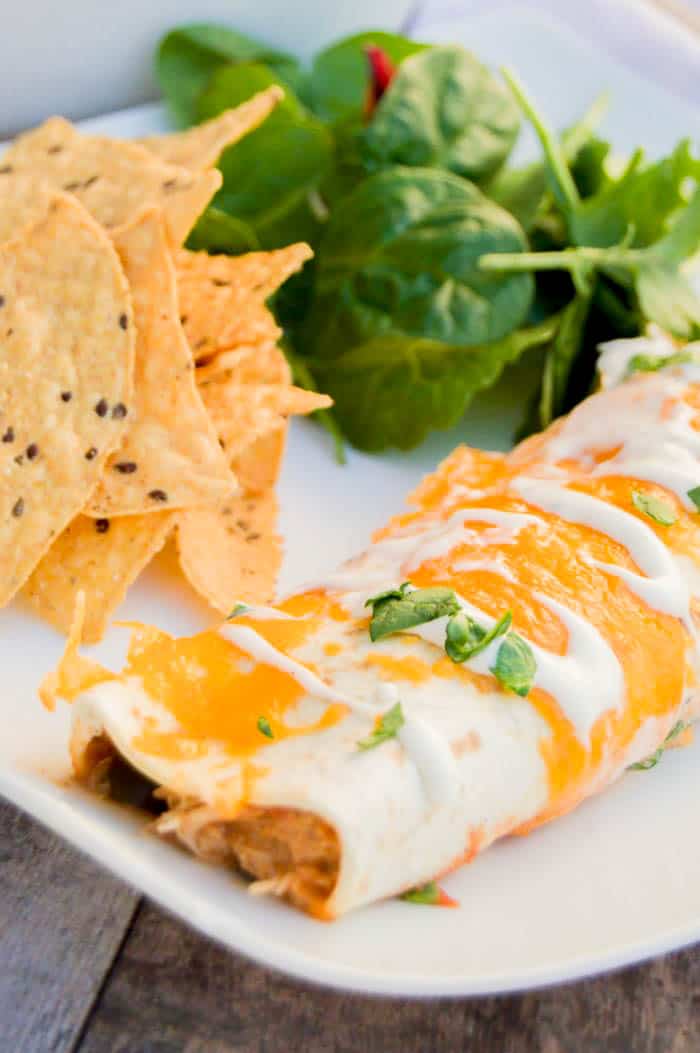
[2,795,699,1053]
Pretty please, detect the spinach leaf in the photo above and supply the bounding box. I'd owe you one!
[308,30,426,123]
[367,585,460,642]
[313,318,557,451]
[155,23,301,126]
[186,207,259,253]
[357,47,520,184]
[197,63,332,249]
[308,167,533,360]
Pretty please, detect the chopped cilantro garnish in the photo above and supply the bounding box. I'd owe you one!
[631,489,677,526]
[687,486,700,511]
[629,720,689,771]
[366,584,460,642]
[491,632,537,697]
[400,881,458,907]
[228,603,251,619]
[445,609,512,663]
[357,701,405,751]
[257,716,274,739]
[626,350,695,377]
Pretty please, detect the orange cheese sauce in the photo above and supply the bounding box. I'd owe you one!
[124,625,345,762]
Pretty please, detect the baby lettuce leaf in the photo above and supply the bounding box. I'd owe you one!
[523,291,593,434]
[308,30,426,123]
[357,47,520,184]
[307,167,534,360]
[313,318,557,451]
[196,63,332,249]
[156,23,301,126]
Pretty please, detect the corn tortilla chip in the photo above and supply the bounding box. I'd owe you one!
[233,425,288,493]
[138,88,283,171]
[0,194,134,606]
[86,209,236,518]
[177,490,281,614]
[176,243,311,359]
[195,341,291,385]
[24,511,175,644]
[0,117,220,245]
[199,375,331,465]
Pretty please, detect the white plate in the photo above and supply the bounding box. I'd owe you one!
[3,9,700,998]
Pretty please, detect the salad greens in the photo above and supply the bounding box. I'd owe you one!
[156,23,700,453]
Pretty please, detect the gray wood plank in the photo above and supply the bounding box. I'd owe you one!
[0,799,140,1053]
[78,899,700,1053]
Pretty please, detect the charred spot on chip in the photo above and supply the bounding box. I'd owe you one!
[0,164,13,174]
[95,518,110,534]
[82,175,99,189]
[13,454,23,466]
[63,180,82,191]
[114,461,138,474]
[2,426,14,443]
[110,402,128,420]
[60,391,72,402]
[148,489,168,502]
[26,443,39,461]
[12,497,24,517]
[118,313,128,331]
[180,314,188,325]
[47,144,63,154]
[85,446,98,461]
[211,278,230,288]
[0,295,5,307]
[94,398,109,417]
[162,178,178,190]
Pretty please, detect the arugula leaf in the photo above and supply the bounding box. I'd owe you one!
[357,47,520,185]
[308,167,533,361]
[570,140,698,249]
[308,30,426,123]
[687,486,700,511]
[367,585,460,642]
[491,633,536,697]
[487,93,610,230]
[357,701,405,750]
[629,720,689,770]
[186,207,259,254]
[257,716,274,739]
[313,319,556,452]
[155,23,300,126]
[445,609,512,663]
[197,63,332,249]
[631,490,677,526]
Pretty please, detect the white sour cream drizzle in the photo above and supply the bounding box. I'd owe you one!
[514,478,695,632]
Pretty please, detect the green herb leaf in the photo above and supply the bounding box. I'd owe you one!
[400,881,441,905]
[629,720,689,770]
[307,167,534,363]
[687,486,700,511]
[368,586,460,642]
[445,609,512,663]
[491,633,537,697]
[313,319,556,452]
[357,47,520,184]
[626,350,695,376]
[257,716,274,739]
[308,30,426,123]
[196,63,333,249]
[155,23,301,127]
[631,490,677,526]
[228,603,251,618]
[365,582,411,609]
[357,701,405,750]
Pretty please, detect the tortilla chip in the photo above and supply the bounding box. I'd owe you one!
[24,511,175,644]
[233,425,288,493]
[198,375,331,465]
[195,341,291,385]
[0,194,134,606]
[138,88,283,171]
[38,591,113,711]
[85,209,236,518]
[0,117,220,245]
[176,243,311,360]
[177,490,281,614]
